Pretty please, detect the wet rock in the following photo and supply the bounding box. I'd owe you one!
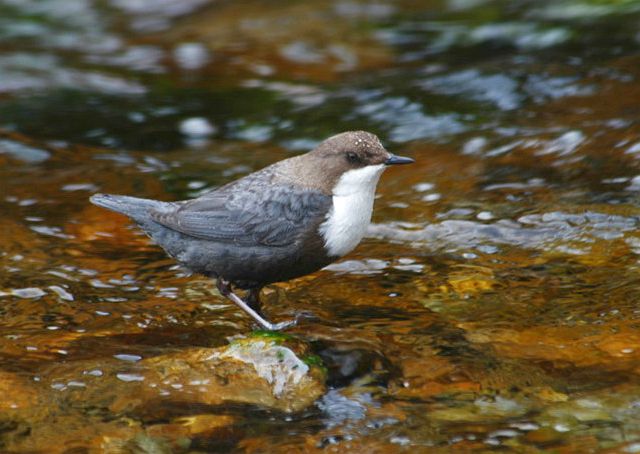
[0,335,325,451]
[46,332,326,415]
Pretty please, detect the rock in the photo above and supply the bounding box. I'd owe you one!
[0,334,326,451]
[45,332,326,415]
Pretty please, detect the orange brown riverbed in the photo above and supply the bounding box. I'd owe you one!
[2,0,640,452]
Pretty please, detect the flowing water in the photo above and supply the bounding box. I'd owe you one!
[2,0,640,452]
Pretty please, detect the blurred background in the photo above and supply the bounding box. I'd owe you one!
[3,0,640,452]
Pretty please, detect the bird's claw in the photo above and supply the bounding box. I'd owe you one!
[263,318,297,331]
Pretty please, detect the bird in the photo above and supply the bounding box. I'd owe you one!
[90,131,414,330]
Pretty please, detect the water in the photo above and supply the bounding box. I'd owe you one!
[2,0,640,451]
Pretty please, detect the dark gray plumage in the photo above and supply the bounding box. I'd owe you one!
[90,131,414,330]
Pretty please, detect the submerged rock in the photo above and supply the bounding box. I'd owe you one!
[0,334,326,451]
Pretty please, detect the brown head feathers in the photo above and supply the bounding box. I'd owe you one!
[273,131,392,193]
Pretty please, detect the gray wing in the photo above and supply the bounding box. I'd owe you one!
[150,183,332,247]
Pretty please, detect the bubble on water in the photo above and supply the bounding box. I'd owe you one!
[243,80,328,108]
[30,226,74,239]
[393,262,423,272]
[173,42,211,70]
[187,181,207,190]
[281,138,322,151]
[422,193,441,202]
[477,211,494,221]
[554,423,571,432]
[231,124,273,143]
[476,395,524,415]
[48,285,74,301]
[626,176,640,191]
[510,422,539,431]
[422,69,522,110]
[18,199,37,207]
[116,373,145,382]
[463,137,487,155]
[602,177,628,184]
[535,130,585,156]
[249,63,275,76]
[113,353,142,363]
[111,0,212,32]
[89,279,114,289]
[0,139,50,163]
[482,23,569,49]
[437,208,473,220]
[413,182,434,192]
[324,259,389,274]
[530,3,640,20]
[280,41,325,64]
[489,429,519,438]
[355,95,466,141]
[477,244,499,254]
[11,287,46,299]
[484,140,522,157]
[86,45,165,73]
[84,369,103,377]
[128,112,145,123]
[524,74,594,103]
[61,183,98,192]
[179,117,217,138]
[389,435,411,446]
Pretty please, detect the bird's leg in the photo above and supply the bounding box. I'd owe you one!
[216,279,295,331]
[246,288,263,316]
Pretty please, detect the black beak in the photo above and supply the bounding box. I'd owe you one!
[385,154,415,165]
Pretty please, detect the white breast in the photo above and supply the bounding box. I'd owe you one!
[319,164,386,257]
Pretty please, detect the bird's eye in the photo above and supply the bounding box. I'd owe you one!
[346,152,360,164]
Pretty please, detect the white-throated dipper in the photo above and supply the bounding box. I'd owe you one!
[90,131,414,330]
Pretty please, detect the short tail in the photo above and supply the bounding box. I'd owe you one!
[90,193,168,222]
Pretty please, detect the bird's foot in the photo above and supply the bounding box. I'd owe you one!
[264,318,297,331]
[217,279,296,331]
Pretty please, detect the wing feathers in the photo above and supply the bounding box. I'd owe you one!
[150,184,330,247]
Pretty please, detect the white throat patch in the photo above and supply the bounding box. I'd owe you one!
[319,164,386,257]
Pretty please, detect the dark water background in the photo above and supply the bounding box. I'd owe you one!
[3,0,640,451]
